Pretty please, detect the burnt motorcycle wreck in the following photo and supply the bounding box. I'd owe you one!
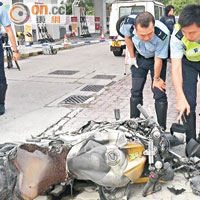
[1,105,200,200]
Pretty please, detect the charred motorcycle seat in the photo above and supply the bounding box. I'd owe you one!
[186,138,200,158]
[14,144,69,200]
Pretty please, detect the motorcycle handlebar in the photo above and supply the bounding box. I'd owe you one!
[137,104,156,126]
[142,172,161,197]
[137,104,150,119]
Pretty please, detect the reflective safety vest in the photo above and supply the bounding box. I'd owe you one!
[175,24,200,62]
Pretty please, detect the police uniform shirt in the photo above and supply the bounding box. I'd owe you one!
[170,28,200,59]
[0,3,11,34]
[120,15,170,59]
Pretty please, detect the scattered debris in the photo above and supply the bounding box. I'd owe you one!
[167,187,186,195]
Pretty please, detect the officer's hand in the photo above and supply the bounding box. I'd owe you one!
[13,52,20,61]
[129,57,139,68]
[152,78,166,92]
[176,98,190,120]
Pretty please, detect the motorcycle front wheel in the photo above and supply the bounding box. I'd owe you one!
[98,186,129,200]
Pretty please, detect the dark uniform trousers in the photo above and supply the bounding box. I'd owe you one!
[0,41,6,84]
[182,56,200,142]
[0,41,7,115]
[130,53,168,130]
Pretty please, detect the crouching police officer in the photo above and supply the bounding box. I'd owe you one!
[171,5,200,143]
[120,12,170,130]
[0,2,20,115]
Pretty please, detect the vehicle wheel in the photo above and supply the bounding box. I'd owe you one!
[98,186,116,200]
[116,15,128,38]
[113,49,123,56]
[98,186,129,200]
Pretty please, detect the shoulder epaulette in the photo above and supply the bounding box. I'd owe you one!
[155,27,167,41]
[175,29,183,40]
[130,26,134,37]
[124,17,135,25]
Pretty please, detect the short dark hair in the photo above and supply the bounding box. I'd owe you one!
[135,12,155,28]
[178,4,200,27]
[165,5,174,16]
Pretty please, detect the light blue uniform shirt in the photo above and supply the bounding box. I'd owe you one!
[120,15,170,59]
[0,3,11,34]
[170,28,185,59]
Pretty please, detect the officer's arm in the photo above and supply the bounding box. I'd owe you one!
[153,26,169,84]
[125,36,135,58]
[4,26,18,52]
[152,56,166,91]
[171,58,190,118]
[154,56,162,80]
[4,26,20,60]
[171,58,183,97]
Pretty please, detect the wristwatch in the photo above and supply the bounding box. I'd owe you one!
[13,50,19,53]
[153,77,161,81]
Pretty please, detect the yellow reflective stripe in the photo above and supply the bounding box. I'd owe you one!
[175,24,200,61]
[175,24,181,30]
[182,37,200,61]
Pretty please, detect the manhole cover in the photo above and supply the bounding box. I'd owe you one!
[92,75,116,79]
[49,70,79,75]
[63,95,92,104]
[81,85,104,92]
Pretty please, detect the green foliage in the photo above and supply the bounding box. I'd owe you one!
[158,0,169,5]
[66,4,72,15]
[65,0,94,15]
[79,0,94,15]
[167,0,199,15]
[155,0,200,15]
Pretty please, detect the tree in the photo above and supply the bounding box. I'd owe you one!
[167,0,198,15]
[65,0,95,15]
[158,0,169,5]
[79,0,94,15]
[157,0,200,15]
[66,3,72,14]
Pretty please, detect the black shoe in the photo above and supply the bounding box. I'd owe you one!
[0,84,7,115]
[0,104,5,115]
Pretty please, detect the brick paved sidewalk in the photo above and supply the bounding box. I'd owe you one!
[62,62,200,133]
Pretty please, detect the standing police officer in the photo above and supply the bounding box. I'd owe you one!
[120,12,170,130]
[171,5,200,143]
[160,5,176,35]
[0,2,20,115]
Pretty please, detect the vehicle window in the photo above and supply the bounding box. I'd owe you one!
[175,16,179,23]
[154,5,159,20]
[159,7,163,17]
[119,6,145,18]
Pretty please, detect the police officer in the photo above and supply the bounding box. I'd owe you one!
[171,5,200,143]
[120,12,170,130]
[160,5,176,35]
[0,2,20,115]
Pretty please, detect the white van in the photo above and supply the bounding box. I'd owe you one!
[109,0,165,56]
